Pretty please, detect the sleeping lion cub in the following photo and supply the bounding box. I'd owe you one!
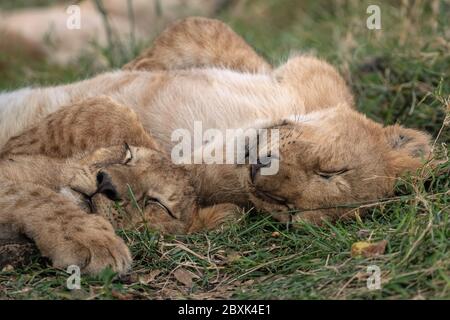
[0,144,238,274]
[0,99,238,274]
[0,148,238,274]
[0,17,431,228]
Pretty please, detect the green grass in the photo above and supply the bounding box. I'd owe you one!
[0,0,449,299]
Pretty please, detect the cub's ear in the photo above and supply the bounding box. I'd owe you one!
[384,124,432,176]
[274,54,354,111]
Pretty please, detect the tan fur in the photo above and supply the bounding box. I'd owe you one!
[0,18,431,229]
[0,151,133,274]
[123,17,271,73]
[0,96,160,158]
[274,55,355,112]
[0,145,239,274]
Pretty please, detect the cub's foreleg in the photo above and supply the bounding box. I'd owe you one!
[188,203,242,233]
[0,182,131,274]
[0,96,159,158]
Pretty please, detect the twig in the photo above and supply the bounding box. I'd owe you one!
[127,0,136,54]
[93,0,128,66]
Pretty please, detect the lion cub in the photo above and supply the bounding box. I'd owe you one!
[0,148,133,274]
[0,145,238,274]
[0,98,238,274]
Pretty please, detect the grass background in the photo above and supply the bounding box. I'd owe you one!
[0,0,449,299]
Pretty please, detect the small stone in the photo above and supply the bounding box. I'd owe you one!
[2,264,14,272]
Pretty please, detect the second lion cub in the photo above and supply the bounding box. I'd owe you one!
[0,97,239,274]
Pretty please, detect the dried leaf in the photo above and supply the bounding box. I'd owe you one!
[2,264,14,272]
[243,279,254,285]
[351,240,387,258]
[173,268,197,288]
[271,231,280,238]
[354,271,368,281]
[111,290,134,300]
[139,270,162,285]
[226,251,241,263]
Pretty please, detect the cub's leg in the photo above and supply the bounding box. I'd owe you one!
[0,96,159,158]
[188,203,242,233]
[123,17,271,73]
[0,182,131,274]
[274,55,355,112]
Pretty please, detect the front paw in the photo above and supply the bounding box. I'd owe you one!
[189,203,242,233]
[49,216,132,275]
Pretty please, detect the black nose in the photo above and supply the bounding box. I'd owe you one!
[250,157,271,183]
[96,171,121,201]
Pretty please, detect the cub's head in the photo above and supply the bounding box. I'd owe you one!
[66,145,197,233]
[247,105,431,224]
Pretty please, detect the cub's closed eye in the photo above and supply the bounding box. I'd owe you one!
[315,168,349,179]
[143,196,177,219]
[123,142,134,165]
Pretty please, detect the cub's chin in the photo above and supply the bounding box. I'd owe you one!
[247,171,348,225]
[246,165,292,222]
[246,186,292,223]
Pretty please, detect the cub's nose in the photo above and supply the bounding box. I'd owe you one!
[250,157,272,183]
[96,171,121,201]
